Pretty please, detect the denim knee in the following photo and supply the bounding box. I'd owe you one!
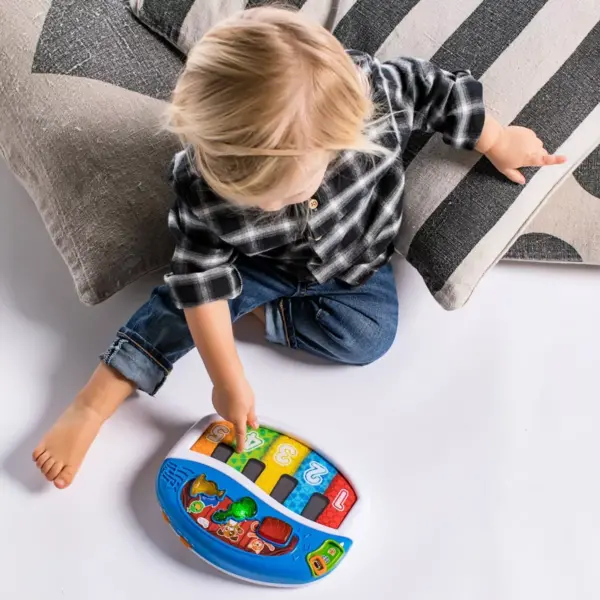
[313,305,399,366]
[341,319,398,365]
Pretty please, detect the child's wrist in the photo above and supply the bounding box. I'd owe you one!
[485,128,511,166]
[476,115,505,155]
[212,365,248,394]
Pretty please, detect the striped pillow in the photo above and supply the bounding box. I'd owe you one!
[130,0,600,309]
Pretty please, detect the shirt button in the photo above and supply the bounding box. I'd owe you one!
[308,198,319,210]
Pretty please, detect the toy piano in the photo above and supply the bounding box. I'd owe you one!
[156,415,361,586]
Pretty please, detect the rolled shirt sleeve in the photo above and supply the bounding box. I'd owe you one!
[382,57,485,149]
[164,198,242,309]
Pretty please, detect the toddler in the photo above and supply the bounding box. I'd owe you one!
[33,7,565,488]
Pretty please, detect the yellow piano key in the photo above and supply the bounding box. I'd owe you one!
[255,436,310,494]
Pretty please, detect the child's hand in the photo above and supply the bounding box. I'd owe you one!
[212,377,258,452]
[486,125,567,185]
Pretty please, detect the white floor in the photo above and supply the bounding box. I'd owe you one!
[2,158,600,599]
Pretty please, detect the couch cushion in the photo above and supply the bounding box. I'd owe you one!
[0,0,182,304]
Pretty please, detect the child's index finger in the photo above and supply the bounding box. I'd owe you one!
[552,154,568,164]
[234,419,247,453]
[542,153,567,165]
[248,409,259,430]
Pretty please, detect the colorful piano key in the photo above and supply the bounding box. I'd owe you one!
[316,474,357,529]
[283,451,337,514]
[255,436,310,494]
[190,421,235,456]
[227,427,280,472]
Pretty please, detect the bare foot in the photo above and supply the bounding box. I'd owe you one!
[32,404,105,489]
[32,364,135,489]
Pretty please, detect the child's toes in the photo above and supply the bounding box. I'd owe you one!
[54,466,76,489]
[46,462,64,482]
[41,457,56,476]
[32,445,46,461]
[35,450,51,469]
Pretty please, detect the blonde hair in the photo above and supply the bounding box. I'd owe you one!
[166,6,376,202]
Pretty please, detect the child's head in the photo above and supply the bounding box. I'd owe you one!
[167,7,374,211]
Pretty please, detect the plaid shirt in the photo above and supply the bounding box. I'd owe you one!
[165,51,485,308]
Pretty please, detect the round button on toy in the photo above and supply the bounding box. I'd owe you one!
[156,415,362,586]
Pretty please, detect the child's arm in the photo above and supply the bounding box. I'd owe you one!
[184,301,257,452]
[475,114,566,184]
[381,57,566,179]
[166,177,255,450]
[382,56,485,150]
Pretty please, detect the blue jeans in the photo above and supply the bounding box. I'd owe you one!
[102,259,399,395]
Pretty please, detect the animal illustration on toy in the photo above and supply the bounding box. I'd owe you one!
[156,415,361,586]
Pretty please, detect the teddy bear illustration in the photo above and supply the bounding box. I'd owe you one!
[216,519,244,543]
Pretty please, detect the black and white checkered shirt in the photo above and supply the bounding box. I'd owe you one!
[165,51,485,308]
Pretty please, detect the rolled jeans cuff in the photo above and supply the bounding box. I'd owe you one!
[101,328,171,396]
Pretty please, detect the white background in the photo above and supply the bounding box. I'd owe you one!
[2,159,600,599]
